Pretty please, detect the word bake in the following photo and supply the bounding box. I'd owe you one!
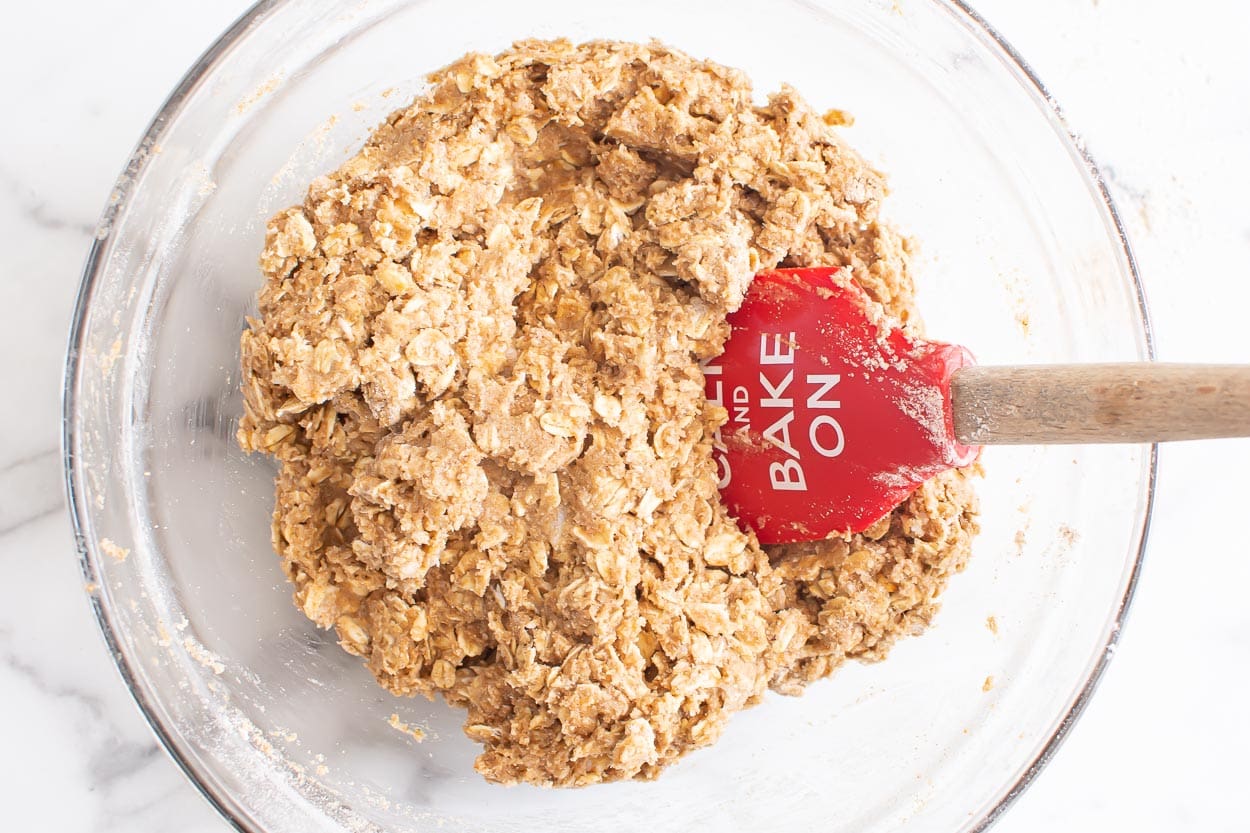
[705,331,846,493]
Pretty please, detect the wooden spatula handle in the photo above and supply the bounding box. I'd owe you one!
[951,363,1250,445]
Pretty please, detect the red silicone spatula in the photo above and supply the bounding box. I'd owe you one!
[705,267,1250,544]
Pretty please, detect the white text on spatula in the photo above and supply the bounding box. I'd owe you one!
[703,334,845,492]
[757,333,845,492]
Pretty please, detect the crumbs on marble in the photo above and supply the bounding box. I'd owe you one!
[100,537,129,561]
[985,615,998,635]
[84,582,99,594]
[388,714,427,742]
[1058,525,1080,547]
[982,675,995,693]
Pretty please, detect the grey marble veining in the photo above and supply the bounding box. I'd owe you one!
[0,164,97,238]
[2,1,1247,831]
[0,448,63,536]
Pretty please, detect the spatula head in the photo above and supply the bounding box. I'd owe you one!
[703,267,978,544]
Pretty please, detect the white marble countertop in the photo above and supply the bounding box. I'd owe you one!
[2,1,1247,830]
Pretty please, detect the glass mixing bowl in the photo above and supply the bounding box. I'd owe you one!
[64,1,1154,831]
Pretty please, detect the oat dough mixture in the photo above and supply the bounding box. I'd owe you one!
[239,39,978,787]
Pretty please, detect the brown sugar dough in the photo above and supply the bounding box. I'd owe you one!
[238,39,978,787]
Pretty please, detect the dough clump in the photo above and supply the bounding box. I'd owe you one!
[239,39,978,786]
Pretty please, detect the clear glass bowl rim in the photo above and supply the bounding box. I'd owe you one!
[61,1,1158,830]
